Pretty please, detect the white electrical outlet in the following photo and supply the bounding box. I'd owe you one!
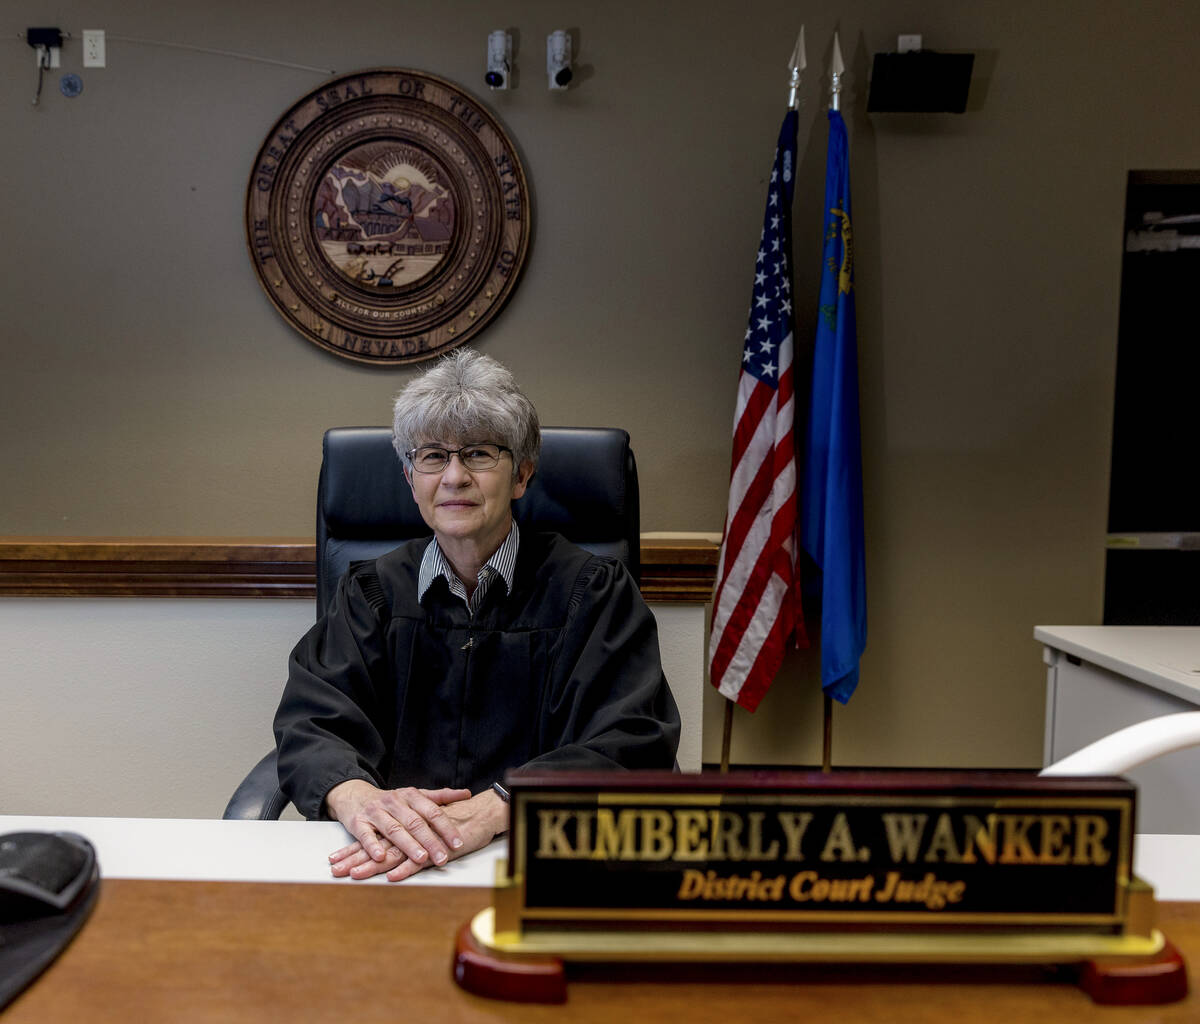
[83,29,105,68]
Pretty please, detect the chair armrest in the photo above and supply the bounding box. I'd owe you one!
[222,749,290,820]
[1040,712,1200,777]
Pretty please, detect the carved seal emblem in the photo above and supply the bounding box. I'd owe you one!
[245,69,531,364]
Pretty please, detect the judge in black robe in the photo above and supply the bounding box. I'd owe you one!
[272,350,680,881]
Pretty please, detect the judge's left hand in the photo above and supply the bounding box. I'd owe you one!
[329,787,509,882]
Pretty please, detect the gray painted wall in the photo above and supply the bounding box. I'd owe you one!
[4,1,1196,770]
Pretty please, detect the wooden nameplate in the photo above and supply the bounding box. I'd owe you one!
[451,770,1188,1005]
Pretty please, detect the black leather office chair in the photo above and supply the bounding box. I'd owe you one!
[222,425,641,819]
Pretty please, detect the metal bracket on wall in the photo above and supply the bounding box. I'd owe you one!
[25,27,66,106]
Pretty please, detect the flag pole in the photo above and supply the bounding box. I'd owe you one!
[819,31,845,776]
[720,700,733,773]
[713,26,807,774]
[822,695,833,771]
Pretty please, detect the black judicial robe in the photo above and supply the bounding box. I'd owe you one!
[274,531,681,820]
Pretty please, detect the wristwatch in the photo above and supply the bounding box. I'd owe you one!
[491,781,510,803]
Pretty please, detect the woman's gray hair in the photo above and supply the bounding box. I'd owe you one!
[392,348,541,475]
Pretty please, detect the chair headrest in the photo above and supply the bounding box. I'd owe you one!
[316,425,640,610]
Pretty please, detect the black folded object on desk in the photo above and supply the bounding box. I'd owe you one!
[0,831,100,1010]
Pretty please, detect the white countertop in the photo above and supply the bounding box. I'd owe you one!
[0,815,503,887]
[1133,833,1200,902]
[1034,626,1200,705]
[2,816,1196,902]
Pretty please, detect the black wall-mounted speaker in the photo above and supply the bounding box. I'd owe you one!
[867,52,975,113]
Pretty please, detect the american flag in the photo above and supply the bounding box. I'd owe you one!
[709,109,808,713]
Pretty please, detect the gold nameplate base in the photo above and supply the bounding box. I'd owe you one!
[473,865,1164,964]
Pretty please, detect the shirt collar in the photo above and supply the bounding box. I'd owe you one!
[417,519,520,606]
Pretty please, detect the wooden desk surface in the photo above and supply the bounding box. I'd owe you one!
[6,880,1197,1022]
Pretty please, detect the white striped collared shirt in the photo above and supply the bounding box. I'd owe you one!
[416,520,520,613]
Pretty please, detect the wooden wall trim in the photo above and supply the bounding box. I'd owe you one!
[0,538,318,600]
[638,537,721,603]
[0,537,718,603]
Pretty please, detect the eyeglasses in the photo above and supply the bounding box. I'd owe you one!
[406,442,513,474]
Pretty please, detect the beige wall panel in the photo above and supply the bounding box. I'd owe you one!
[4,1,1200,771]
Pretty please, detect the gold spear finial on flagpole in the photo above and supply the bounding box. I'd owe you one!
[787,26,806,110]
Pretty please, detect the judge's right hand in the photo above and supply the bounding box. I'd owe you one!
[324,779,469,872]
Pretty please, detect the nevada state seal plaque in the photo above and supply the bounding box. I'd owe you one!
[245,69,531,365]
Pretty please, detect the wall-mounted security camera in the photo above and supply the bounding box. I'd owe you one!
[546,30,572,90]
[486,29,511,90]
